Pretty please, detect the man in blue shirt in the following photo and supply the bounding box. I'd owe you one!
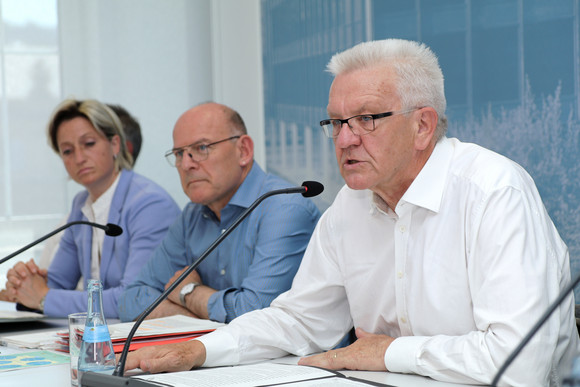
[118,102,321,323]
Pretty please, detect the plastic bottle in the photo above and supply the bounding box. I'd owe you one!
[77,279,116,381]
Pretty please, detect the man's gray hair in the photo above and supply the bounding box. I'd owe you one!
[327,39,448,139]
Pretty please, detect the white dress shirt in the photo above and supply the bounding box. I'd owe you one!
[198,137,579,386]
[81,174,120,281]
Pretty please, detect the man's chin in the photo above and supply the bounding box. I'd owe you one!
[343,177,371,191]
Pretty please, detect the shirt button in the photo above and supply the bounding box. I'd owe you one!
[399,225,406,233]
[203,214,209,219]
[400,317,407,324]
[221,229,226,234]
[220,269,226,275]
[397,271,403,279]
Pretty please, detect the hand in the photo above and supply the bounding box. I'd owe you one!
[0,288,17,302]
[123,340,206,373]
[146,299,197,320]
[6,259,49,309]
[165,267,202,306]
[298,328,394,371]
[6,259,39,287]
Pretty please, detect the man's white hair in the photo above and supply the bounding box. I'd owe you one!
[327,39,448,139]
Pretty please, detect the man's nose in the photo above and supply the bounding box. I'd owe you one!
[180,150,199,169]
[335,122,360,148]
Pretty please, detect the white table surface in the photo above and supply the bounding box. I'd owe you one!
[0,318,478,387]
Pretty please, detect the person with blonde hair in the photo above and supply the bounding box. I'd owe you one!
[5,99,180,318]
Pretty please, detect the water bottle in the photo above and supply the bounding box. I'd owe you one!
[77,279,116,381]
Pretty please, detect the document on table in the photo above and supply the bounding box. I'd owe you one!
[0,329,63,351]
[134,363,391,386]
[0,315,224,352]
[107,314,225,340]
[0,301,44,322]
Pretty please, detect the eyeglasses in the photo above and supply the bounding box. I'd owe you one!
[164,135,241,167]
[319,108,420,138]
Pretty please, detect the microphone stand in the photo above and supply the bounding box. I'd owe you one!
[81,184,320,386]
[0,221,122,265]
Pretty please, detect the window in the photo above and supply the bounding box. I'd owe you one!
[0,0,67,281]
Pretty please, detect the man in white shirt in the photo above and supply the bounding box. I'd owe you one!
[125,39,579,386]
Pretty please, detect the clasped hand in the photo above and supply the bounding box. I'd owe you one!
[5,258,49,309]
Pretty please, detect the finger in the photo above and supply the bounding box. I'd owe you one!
[26,259,40,274]
[6,273,21,287]
[124,353,142,372]
[13,263,31,278]
[5,282,18,296]
[173,267,187,277]
[298,350,342,369]
[140,357,179,374]
[355,327,372,339]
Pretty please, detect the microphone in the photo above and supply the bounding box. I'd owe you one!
[301,181,324,197]
[80,181,324,386]
[491,269,580,386]
[0,221,123,265]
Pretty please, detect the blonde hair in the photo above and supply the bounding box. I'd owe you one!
[47,99,133,170]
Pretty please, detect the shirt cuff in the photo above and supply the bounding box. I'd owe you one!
[206,290,227,323]
[196,329,239,367]
[385,336,429,374]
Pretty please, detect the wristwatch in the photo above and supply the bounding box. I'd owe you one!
[38,295,47,313]
[179,282,200,307]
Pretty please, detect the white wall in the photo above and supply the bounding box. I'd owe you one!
[58,0,263,209]
[210,0,265,165]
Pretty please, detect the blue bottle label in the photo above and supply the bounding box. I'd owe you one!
[82,325,111,343]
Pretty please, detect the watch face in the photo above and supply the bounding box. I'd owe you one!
[180,283,195,306]
[181,283,194,294]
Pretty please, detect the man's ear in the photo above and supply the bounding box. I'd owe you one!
[414,107,438,151]
[238,135,254,166]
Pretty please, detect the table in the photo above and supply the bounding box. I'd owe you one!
[0,319,478,387]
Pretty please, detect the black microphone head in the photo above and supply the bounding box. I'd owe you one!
[301,181,324,197]
[105,223,123,237]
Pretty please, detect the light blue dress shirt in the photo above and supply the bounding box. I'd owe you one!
[118,163,321,323]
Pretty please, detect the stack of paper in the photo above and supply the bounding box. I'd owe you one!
[76,315,225,353]
[0,330,63,351]
[0,301,44,323]
[1,315,224,353]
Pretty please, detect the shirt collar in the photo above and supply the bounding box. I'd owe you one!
[399,137,453,213]
[218,162,265,211]
[82,172,121,220]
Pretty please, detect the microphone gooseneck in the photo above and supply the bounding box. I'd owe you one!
[112,181,324,378]
[0,221,123,265]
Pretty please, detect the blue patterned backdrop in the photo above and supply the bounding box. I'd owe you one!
[261,0,580,297]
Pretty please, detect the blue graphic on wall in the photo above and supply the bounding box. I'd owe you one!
[261,0,580,297]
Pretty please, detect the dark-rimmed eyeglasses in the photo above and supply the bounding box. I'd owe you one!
[319,108,420,138]
[164,135,241,167]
